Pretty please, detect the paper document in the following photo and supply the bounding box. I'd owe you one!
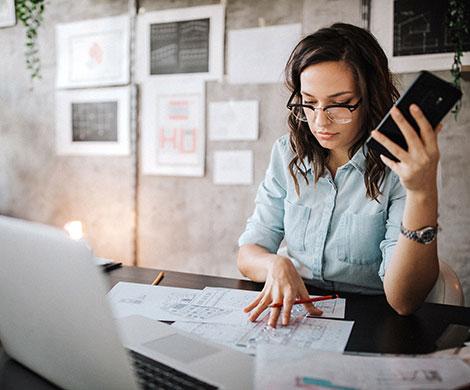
[255,345,470,389]
[107,282,201,322]
[209,100,259,140]
[227,24,302,84]
[173,316,353,355]
[108,283,346,325]
[213,150,253,185]
[199,287,346,319]
[291,297,346,319]
[107,283,261,324]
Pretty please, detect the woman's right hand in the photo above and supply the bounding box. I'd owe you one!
[243,255,323,327]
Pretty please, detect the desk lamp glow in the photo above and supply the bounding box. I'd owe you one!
[63,221,111,267]
[64,220,84,241]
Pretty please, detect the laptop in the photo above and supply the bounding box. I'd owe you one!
[0,216,253,389]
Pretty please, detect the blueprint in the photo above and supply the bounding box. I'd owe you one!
[198,287,346,319]
[107,283,259,324]
[107,282,201,322]
[172,316,353,355]
[107,283,345,324]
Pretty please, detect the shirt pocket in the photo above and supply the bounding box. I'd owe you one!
[283,200,311,252]
[337,211,386,265]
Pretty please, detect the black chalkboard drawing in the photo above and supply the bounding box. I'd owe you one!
[56,87,130,156]
[393,0,470,57]
[150,18,210,75]
[137,5,224,81]
[72,102,118,142]
[370,0,470,73]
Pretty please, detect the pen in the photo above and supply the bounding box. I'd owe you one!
[152,271,164,286]
[269,294,339,308]
[102,262,122,273]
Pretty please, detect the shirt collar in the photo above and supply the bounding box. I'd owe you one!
[348,144,368,175]
[301,144,368,176]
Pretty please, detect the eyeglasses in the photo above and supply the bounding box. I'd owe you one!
[286,91,362,124]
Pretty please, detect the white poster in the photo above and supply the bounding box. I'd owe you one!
[209,100,259,141]
[141,78,205,176]
[227,24,302,84]
[0,0,15,28]
[213,150,253,185]
[56,15,130,88]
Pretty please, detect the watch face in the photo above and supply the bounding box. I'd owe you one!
[420,228,436,242]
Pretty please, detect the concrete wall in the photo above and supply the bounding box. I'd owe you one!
[1,0,469,304]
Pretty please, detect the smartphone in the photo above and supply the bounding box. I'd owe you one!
[367,70,462,162]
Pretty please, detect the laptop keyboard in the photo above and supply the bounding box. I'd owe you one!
[128,349,218,390]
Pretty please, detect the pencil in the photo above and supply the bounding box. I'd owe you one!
[269,294,339,308]
[151,271,164,286]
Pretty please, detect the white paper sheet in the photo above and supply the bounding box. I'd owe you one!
[291,297,346,319]
[209,100,259,140]
[255,345,470,390]
[107,283,257,324]
[107,282,201,321]
[194,287,262,309]
[213,150,253,185]
[199,287,346,319]
[173,316,353,355]
[108,283,345,326]
[227,24,301,84]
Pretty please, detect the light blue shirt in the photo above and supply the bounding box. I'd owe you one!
[239,135,406,294]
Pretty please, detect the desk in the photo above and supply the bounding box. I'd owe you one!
[1,266,470,389]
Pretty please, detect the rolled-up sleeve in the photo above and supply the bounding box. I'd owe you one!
[238,137,289,253]
[378,173,406,281]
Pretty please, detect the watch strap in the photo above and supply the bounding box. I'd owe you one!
[400,222,438,245]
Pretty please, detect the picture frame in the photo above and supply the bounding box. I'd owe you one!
[0,0,16,28]
[141,78,205,177]
[370,0,470,73]
[55,87,130,156]
[136,4,225,81]
[56,15,130,88]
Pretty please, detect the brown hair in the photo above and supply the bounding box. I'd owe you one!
[284,23,399,200]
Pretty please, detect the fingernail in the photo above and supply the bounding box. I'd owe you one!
[411,104,419,112]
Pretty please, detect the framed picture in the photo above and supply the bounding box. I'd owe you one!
[370,0,470,73]
[0,0,16,28]
[136,4,224,81]
[56,87,130,156]
[141,78,205,176]
[56,15,130,88]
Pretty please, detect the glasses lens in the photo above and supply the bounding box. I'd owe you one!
[290,106,308,122]
[325,107,352,124]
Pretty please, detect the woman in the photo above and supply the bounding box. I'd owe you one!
[237,23,441,327]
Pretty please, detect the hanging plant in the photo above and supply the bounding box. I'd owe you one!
[447,0,468,118]
[15,0,47,81]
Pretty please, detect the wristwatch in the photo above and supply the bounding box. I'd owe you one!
[400,222,438,245]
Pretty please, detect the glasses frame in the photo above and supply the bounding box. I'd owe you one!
[286,91,362,124]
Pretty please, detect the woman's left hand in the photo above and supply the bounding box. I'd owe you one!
[370,104,442,193]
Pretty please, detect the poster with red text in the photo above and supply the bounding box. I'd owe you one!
[141,78,205,176]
